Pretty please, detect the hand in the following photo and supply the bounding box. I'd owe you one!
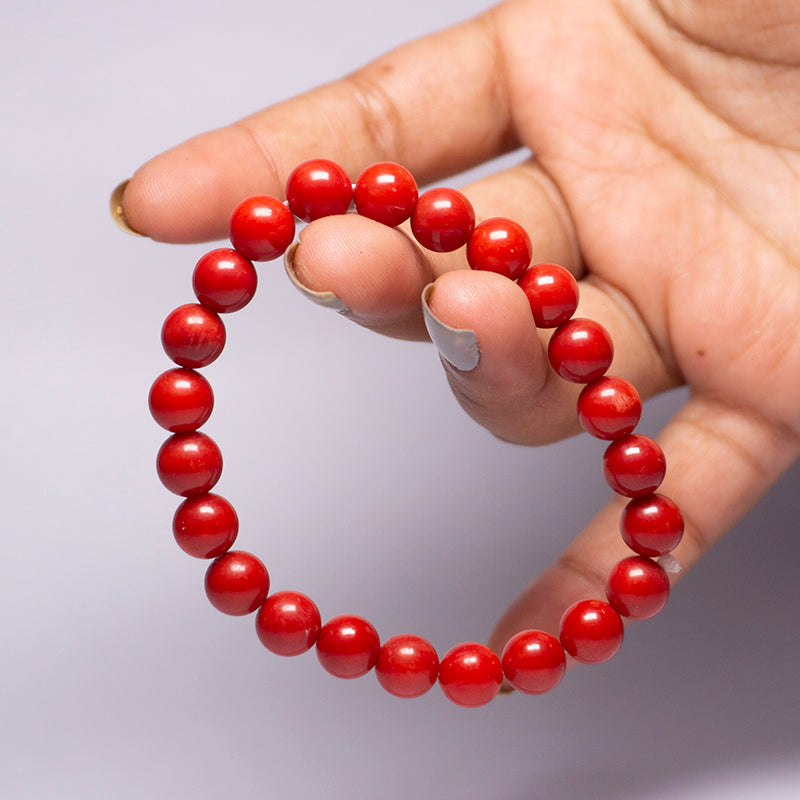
[118,0,800,658]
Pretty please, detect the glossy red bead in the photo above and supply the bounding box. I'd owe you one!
[548,318,614,382]
[606,556,671,619]
[466,217,532,280]
[577,376,642,440]
[621,493,684,556]
[192,248,257,313]
[438,642,503,707]
[204,550,269,616]
[156,431,223,497]
[148,368,214,433]
[172,492,238,558]
[161,303,226,369]
[285,159,352,222]
[229,195,295,261]
[375,634,439,699]
[501,630,566,695]
[559,599,624,664]
[410,187,475,252]
[316,615,380,679]
[518,263,580,328]
[255,590,322,656]
[353,162,418,227]
[603,433,666,497]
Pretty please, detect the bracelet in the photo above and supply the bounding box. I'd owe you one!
[148,159,684,707]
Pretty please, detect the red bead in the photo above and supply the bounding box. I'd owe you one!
[229,195,295,261]
[577,376,642,440]
[156,431,223,497]
[316,615,380,679]
[559,599,624,664]
[161,303,226,369]
[620,493,684,556]
[375,634,439,699]
[410,187,475,252]
[548,318,614,382]
[466,217,532,280]
[192,248,257,313]
[149,368,214,433]
[438,642,503,707]
[353,162,418,227]
[501,630,566,695]
[204,550,269,616]
[518,263,580,328]
[606,556,670,619]
[285,159,352,222]
[255,590,321,656]
[603,433,666,497]
[172,492,238,558]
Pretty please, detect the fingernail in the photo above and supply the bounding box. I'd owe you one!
[109,179,144,236]
[421,283,480,371]
[284,243,350,312]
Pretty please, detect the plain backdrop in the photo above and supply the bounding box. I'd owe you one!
[1,1,798,798]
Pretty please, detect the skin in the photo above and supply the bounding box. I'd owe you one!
[120,0,800,661]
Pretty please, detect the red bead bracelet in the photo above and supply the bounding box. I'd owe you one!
[149,158,684,707]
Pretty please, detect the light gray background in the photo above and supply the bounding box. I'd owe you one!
[1,1,798,798]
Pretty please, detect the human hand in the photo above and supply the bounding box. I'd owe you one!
[116,0,800,660]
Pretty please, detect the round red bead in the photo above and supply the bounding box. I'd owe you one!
[438,642,503,707]
[156,431,223,497]
[375,634,439,699]
[255,590,322,656]
[518,263,580,328]
[621,493,684,556]
[285,159,352,222]
[353,162,418,227]
[410,187,475,252]
[316,615,380,679]
[577,376,642,440]
[229,195,295,261]
[161,303,226,369]
[603,434,666,497]
[148,368,214,433]
[466,217,532,280]
[172,492,238,558]
[192,248,257,313]
[548,318,614,382]
[559,599,624,664]
[501,630,566,695]
[204,550,269,616]
[606,556,671,619]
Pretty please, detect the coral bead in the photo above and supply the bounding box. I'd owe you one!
[621,493,684,556]
[161,304,226,369]
[410,187,475,252]
[286,159,352,222]
[375,634,439,699]
[316,615,380,679]
[577,376,642,440]
[204,550,269,616]
[354,162,418,227]
[603,434,666,497]
[559,599,624,664]
[501,630,566,695]
[518,263,580,328]
[606,556,671,619]
[229,195,295,261]
[156,431,223,497]
[192,248,257,313]
[148,368,214,433]
[255,591,322,656]
[438,642,503,707]
[172,492,238,558]
[548,318,614,382]
[466,217,532,280]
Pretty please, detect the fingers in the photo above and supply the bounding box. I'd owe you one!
[119,13,517,242]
